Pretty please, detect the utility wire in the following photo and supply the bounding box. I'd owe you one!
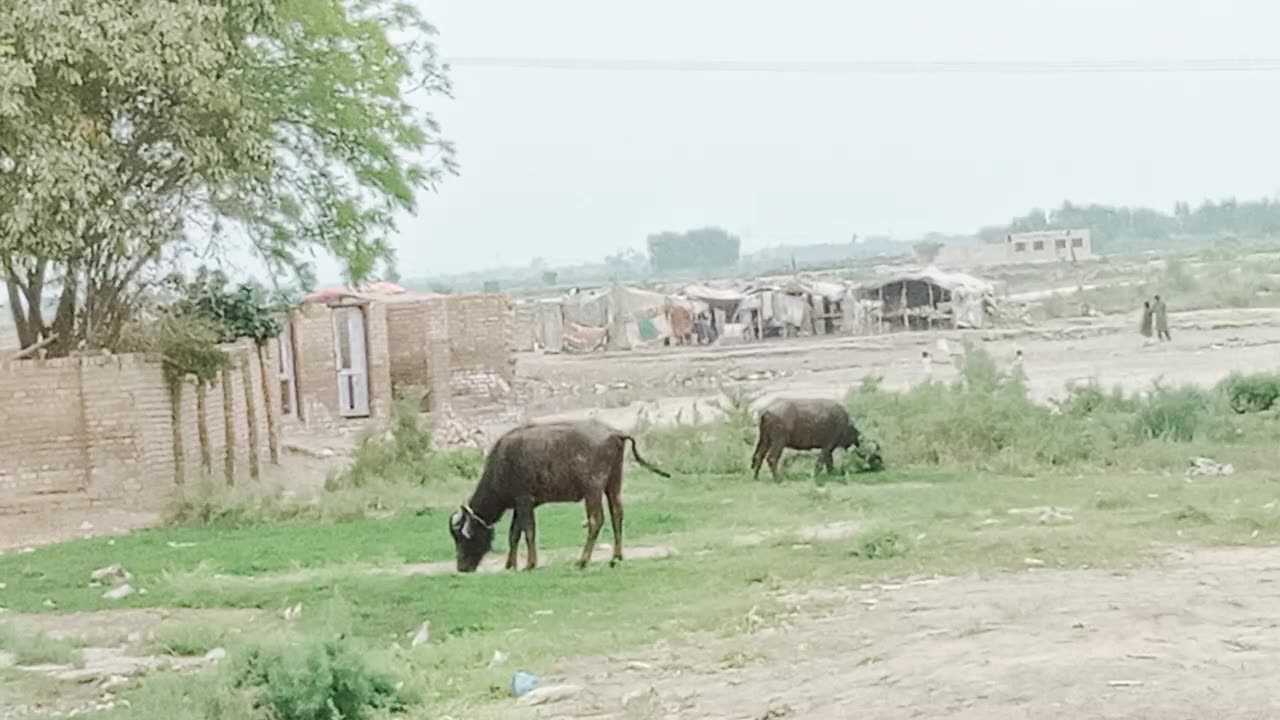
[444,57,1280,74]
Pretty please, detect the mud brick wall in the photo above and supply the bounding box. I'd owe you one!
[0,345,280,517]
[385,297,451,412]
[445,293,514,409]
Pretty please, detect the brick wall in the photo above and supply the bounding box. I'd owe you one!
[445,294,515,414]
[0,343,278,517]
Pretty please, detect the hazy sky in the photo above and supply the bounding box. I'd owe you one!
[368,0,1280,278]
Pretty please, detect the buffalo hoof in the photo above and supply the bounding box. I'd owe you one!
[609,557,623,568]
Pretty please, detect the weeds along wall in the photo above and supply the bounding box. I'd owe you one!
[0,342,280,516]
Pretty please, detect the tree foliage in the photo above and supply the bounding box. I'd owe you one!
[0,0,455,354]
[165,268,287,345]
[646,227,741,272]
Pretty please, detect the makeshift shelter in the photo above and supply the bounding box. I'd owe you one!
[554,284,672,352]
[851,268,994,333]
[680,284,746,342]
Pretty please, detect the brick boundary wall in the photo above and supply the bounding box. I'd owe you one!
[0,341,279,516]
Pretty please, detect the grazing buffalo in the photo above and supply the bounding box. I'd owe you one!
[751,398,863,481]
[449,420,670,573]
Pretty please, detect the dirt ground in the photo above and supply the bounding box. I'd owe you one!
[520,307,1280,429]
[509,545,1280,720]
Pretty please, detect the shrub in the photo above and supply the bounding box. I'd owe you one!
[1217,372,1280,414]
[334,400,483,490]
[1132,383,1223,442]
[851,529,910,560]
[230,636,410,720]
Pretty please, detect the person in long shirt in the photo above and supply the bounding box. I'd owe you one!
[1153,295,1171,341]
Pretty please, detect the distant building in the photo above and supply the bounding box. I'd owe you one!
[934,228,1093,268]
[1004,229,1092,263]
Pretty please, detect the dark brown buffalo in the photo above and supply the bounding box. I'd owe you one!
[449,420,670,573]
[751,398,862,480]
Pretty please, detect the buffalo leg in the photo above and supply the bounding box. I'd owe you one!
[577,493,606,569]
[766,444,784,481]
[818,446,836,475]
[606,480,624,567]
[505,509,522,571]
[523,505,539,571]
[750,434,766,478]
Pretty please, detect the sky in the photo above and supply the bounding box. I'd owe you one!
[357,0,1280,278]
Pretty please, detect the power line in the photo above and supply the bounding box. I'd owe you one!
[443,57,1280,75]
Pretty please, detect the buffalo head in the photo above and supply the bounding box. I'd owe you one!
[449,506,494,573]
[841,423,862,450]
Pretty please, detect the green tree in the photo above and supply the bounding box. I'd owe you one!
[0,0,455,354]
[646,227,741,272]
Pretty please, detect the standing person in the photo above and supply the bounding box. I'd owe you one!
[1139,300,1153,340]
[1153,295,1171,341]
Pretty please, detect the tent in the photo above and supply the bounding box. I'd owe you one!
[851,267,994,332]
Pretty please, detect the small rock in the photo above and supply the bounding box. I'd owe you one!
[203,648,227,663]
[42,599,56,608]
[283,603,303,621]
[488,650,508,668]
[517,684,580,706]
[166,542,197,549]
[410,621,431,648]
[1024,558,1045,567]
[80,521,94,531]
[625,661,654,671]
[18,547,35,554]
[621,686,661,715]
[1107,680,1143,688]
[100,675,130,691]
[90,565,131,586]
[102,584,134,601]
[0,582,6,590]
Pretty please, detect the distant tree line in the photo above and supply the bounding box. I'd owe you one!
[978,198,1280,252]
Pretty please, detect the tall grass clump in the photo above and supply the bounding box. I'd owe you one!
[847,346,1249,472]
[847,347,1097,471]
[641,386,760,475]
[334,400,483,490]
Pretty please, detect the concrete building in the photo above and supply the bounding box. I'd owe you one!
[1004,228,1093,263]
[935,228,1093,269]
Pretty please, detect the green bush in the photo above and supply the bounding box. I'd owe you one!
[1217,372,1280,414]
[231,637,410,720]
[1132,383,1223,442]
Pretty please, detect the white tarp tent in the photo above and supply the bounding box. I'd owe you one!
[852,266,994,331]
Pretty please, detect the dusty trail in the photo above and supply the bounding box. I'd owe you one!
[510,546,1280,720]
